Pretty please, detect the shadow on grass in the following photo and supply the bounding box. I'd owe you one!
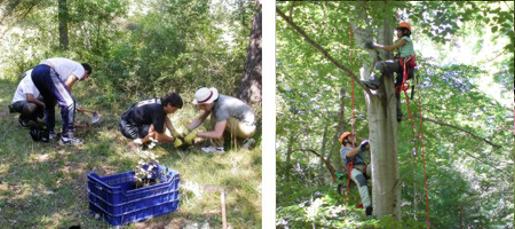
[0,77,261,228]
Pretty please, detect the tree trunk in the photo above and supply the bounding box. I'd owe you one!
[369,15,400,219]
[58,0,68,50]
[353,8,400,218]
[237,7,262,105]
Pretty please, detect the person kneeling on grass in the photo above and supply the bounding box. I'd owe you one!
[184,87,256,154]
[9,69,45,127]
[119,92,183,149]
[339,131,372,216]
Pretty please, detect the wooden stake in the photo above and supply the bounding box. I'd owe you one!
[221,190,227,229]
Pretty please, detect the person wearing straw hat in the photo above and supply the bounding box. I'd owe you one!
[184,87,256,153]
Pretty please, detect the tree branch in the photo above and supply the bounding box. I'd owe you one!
[276,7,372,96]
[424,117,501,148]
[459,148,511,179]
[292,148,337,182]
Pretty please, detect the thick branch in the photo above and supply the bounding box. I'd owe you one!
[292,148,337,182]
[276,7,372,96]
[424,117,501,148]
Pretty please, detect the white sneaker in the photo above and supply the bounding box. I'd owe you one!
[201,146,225,154]
[48,131,57,141]
[59,134,83,145]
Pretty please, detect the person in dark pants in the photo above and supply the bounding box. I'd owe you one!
[119,92,183,149]
[362,21,416,122]
[9,69,45,127]
[31,57,92,145]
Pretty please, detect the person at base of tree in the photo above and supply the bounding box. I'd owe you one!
[339,131,372,216]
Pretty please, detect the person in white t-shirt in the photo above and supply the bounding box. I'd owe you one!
[9,70,45,127]
[31,57,92,145]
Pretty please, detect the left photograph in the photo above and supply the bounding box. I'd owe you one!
[0,0,262,228]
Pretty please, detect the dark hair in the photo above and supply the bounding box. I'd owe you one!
[82,63,92,74]
[397,28,411,37]
[161,92,183,109]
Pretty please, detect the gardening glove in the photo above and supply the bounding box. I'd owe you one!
[174,137,184,148]
[364,41,375,49]
[184,131,197,145]
[359,140,370,151]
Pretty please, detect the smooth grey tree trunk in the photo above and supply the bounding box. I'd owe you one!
[353,11,400,218]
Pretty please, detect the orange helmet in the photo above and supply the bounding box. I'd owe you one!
[338,131,353,144]
[397,21,411,31]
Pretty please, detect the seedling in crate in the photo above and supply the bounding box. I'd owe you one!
[134,147,164,188]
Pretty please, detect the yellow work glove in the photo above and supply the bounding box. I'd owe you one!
[184,131,197,145]
[174,138,184,148]
[175,131,186,139]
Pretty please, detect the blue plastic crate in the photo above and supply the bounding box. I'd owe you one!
[87,167,180,226]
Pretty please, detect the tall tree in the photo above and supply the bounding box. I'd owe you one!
[237,6,262,105]
[57,0,68,50]
[356,14,401,218]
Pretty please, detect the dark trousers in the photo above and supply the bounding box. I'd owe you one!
[371,60,408,114]
[371,60,403,86]
[119,118,150,140]
[11,101,44,122]
[31,64,76,135]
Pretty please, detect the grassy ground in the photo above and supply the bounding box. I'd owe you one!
[0,76,262,228]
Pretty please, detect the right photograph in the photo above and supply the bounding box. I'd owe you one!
[275,1,514,228]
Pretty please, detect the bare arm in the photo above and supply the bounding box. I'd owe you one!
[25,94,45,107]
[197,120,226,139]
[188,110,211,130]
[346,146,362,158]
[375,39,406,52]
[64,75,79,90]
[165,118,179,137]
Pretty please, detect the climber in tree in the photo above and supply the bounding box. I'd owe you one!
[339,131,372,216]
[362,21,416,122]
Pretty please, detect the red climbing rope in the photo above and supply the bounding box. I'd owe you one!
[399,57,431,228]
[417,85,431,229]
[351,78,356,145]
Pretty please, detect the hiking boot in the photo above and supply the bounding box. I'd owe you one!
[201,146,225,154]
[242,138,256,149]
[361,77,381,90]
[365,206,373,216]
[59,133,83,146]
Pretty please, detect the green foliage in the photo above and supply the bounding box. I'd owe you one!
[277,1,513,228]
[277,192,425,229]
[0,0,260,227]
